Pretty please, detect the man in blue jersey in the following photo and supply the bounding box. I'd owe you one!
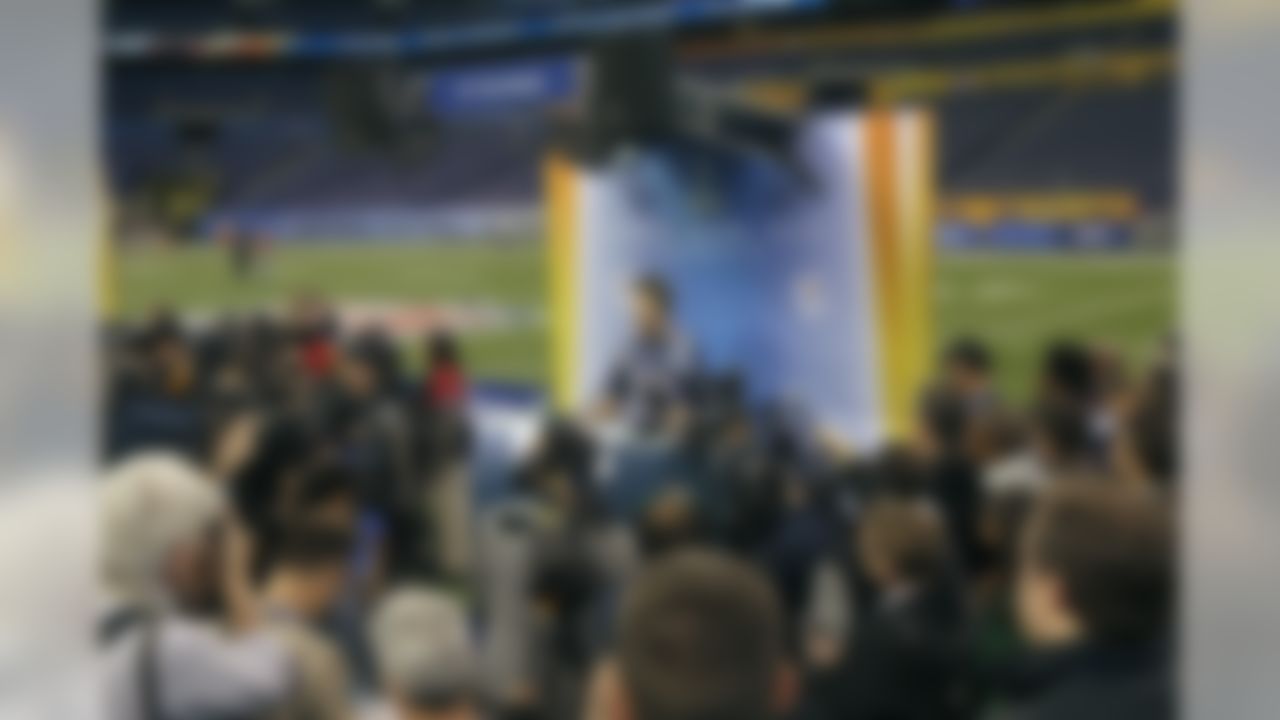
[597,274,698,441]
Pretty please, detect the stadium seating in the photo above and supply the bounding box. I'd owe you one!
[107,63,1171,243]
[939,80,1173,210]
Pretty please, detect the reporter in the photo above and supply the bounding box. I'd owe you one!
[609,549,796,720]
[368,587,479,720]
[100,452,291,720]
[263,523,357,720]
[1006,482,1174,720]
[814,497,972,720]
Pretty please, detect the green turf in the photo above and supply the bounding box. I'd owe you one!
[115,243,1174,400]
[934,253,1175,399]
[115,241,550,385]
[116,241,544,311]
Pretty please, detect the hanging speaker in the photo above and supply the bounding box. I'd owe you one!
[586,33,679,150]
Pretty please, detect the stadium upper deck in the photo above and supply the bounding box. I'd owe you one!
[105,0,1175,246]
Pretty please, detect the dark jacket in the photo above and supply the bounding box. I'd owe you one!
[1002,640,1172,720]
[814,582,973,720]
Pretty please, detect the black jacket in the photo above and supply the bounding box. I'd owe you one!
[1002,640,1172,720]
[813,582,973,720]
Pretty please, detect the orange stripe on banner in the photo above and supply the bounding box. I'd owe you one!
[864,109,911,439]
[544,152,580,410]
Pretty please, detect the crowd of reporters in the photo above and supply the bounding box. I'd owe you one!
[100,281,1177,720]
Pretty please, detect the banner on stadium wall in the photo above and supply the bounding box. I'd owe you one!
[425,57,580,116]
[544,109,935,446]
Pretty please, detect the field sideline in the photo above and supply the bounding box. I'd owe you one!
[114,243,1174,401]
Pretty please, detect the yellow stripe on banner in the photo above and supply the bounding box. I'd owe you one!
[918,112,938,391]
[544,152,580,410]
[864,110,910,439]
[873,49,1173,103]
[897,110,937,434]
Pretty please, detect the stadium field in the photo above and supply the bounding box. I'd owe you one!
[114,243,1174,401]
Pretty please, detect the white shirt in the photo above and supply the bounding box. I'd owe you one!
[103,616,292,720]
